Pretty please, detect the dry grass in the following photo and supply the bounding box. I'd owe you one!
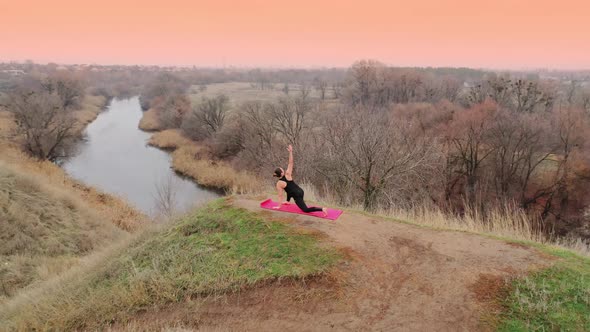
[148,129,193,150]
[138,108,162,131]
[379,206,589,256]
[298,184,590,257]
[0,162,128,299]
[0,144,147,231]
[0,231,137,330]
[0,111,14,140]
[172,145,262,194]
[0,200,339,331]
[73,95,107,128]
[140,112,263,194]
[383,205,545,242]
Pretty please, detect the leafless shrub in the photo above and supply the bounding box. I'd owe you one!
[153,174,178,219]
[210,120,244,159]
[40,72,85,110]
[156,94,191,129]
[232,101,279,172]
[139,73,189,110]
[3,89,77,161]
[270,95,311,146]
[313,77,328,100]
[182,95,229,140]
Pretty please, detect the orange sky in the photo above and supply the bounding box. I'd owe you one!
[1,0,589,69]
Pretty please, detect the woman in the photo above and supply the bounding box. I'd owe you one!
[273,145,328,216]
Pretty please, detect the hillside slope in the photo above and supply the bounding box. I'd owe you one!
[2,197,587,331]
[0,163,127,299]
[112,197,579,331]
[212,198,551,331]
[0,199,339,331]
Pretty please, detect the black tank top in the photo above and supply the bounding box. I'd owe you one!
[279,176,304,197]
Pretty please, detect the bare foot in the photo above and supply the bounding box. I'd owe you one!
[322,207,328,217]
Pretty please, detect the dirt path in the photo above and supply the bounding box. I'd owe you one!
[128,198,551,331]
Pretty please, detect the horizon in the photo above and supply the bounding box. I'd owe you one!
[4,60,590,72]
[1,0,590,70]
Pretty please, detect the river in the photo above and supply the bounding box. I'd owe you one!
[63,97,219,216]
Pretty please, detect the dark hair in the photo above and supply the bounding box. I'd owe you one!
[273,167,283,178]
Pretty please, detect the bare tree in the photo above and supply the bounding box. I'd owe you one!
[565,80,578,106]
[486,75,512,108]
[465,83,489,107]
[182,95,230,140]
[575,87,590,113]
[270,95,310,146]
[446,101,498,207]
[344,59,383,106]
[153,174,178,219]
[139,73,189,110]
[512,79,552,113]
[488,110,553,205]
[466,76,553,113]
[321,107,437,210]
[41,72,85,110]
[389,70,423,104]
[3,89,77,161]
[547,108,589,221]
[332,82,342,99]
[233,101,279,171]
[313,77,328,100]
[157,94,191,129]
[441,77,462,102]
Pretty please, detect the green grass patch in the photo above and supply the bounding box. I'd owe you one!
[0,199,339,331]
[498,247,590,331]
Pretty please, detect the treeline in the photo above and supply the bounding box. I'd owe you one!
[142,60,590,241]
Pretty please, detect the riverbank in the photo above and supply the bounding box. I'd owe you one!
[0,95,147,231]
[0,95,146,303]
[146,128,262,194]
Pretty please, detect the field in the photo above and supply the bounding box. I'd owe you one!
[189,82,336,106]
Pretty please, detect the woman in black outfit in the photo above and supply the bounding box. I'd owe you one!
[273,145,328,216]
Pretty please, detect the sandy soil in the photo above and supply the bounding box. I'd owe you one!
[120,198,552,332]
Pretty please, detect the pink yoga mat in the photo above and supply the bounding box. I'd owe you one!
[260,199,343,220]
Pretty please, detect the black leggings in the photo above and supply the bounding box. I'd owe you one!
[291,195,323,213]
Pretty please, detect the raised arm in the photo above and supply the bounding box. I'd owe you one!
[285,145,293,179]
